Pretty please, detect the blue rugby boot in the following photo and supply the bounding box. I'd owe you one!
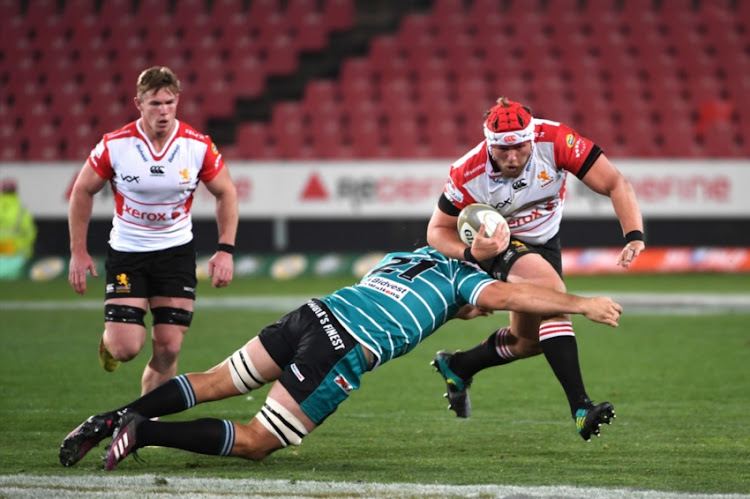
[431,350,472,418]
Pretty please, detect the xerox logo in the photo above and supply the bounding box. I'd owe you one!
[150,165,165,175]
[123,205,179,221]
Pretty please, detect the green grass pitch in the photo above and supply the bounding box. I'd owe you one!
[1,273,749,495]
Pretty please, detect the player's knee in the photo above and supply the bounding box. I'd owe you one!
[151,306,193,327]
[232,418,290,461]
[104,304,146,326]
[255,397,309,448]
[227,347,269,393]
[102,333,142,361]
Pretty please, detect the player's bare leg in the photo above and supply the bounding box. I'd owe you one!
[99,298,149,372]
[141,296,193,394]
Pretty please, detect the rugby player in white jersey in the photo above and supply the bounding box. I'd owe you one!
[67,66,238,395]
[426,97,645,439]
[59,247,622,469]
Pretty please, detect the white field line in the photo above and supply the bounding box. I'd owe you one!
[1,474,748,499]
[1,293,750,314]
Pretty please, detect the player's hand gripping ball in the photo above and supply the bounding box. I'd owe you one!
[457,203,508,246]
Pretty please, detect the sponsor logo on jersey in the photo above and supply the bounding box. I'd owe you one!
[464,164,484,177]
[537,170,554,188]
[135,143,149,162]
[574,138,587,158]
[362,276,409,299]
[123,204,181,221]
[150,165,165,175]
[334,374,353,394]
[512,178,528,190]
[507,209,545,229]
[566,134,575,147]
[179,168,190,183]
[291,363,305,381]
[493,198,512,210]
[115,273,131,293]
[168,144,180,162]
[185,129,205,139]
[444,180,464,203]
[120,173,140,183]
[212,142,219,155]
[106,283,114,293]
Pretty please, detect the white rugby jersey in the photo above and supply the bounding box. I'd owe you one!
[441,118,601,245]
[88,119,225,252]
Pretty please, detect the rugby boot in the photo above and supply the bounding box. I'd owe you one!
[575,401,616,441]
[59,411,119,467]
[431,350,472,418]
[105,409,146,471]
[98,338,120,372]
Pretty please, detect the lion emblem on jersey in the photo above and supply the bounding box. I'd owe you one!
[116,274,129,286]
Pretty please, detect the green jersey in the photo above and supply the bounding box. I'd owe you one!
[320,247,494,368]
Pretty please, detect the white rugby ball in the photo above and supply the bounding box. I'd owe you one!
[457,203,508,246]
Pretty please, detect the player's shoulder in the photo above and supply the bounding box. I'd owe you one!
[449,141,487,180]
[102,121,138,142]
[534,118,584,152]
[176,120,211,143]
[533,117,570,143]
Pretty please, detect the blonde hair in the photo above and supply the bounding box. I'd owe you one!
[136,66,181,99]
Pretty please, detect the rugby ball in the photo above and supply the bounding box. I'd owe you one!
[457,203,508,246]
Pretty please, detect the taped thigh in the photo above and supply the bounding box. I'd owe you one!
[151,306,193,327]
[104,304,146,326]
[256,397,308,447]
[227,347,268,393]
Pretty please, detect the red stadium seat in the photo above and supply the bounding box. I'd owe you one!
[248,0,280,26]
[323,0,355,31]
[235,122,276,159]
[262,33,299,76]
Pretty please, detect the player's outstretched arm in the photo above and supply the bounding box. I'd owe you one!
[476,282,622,327]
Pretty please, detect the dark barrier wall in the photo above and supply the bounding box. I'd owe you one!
[33,218,750,257]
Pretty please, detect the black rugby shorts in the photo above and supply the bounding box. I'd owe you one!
[104,240,197,299]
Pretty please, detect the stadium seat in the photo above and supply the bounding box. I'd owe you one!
[226,53,266,99]
[323,0,355,32]
[262,33,299,77]
[235,122,275,159]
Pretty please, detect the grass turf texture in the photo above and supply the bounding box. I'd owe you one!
[1,274,749,495]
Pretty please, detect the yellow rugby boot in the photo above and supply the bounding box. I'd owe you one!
[98,338,121,372]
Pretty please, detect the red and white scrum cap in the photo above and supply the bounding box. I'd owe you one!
[483,99,535,146]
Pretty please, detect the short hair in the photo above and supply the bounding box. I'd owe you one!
[136,66,181,99]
